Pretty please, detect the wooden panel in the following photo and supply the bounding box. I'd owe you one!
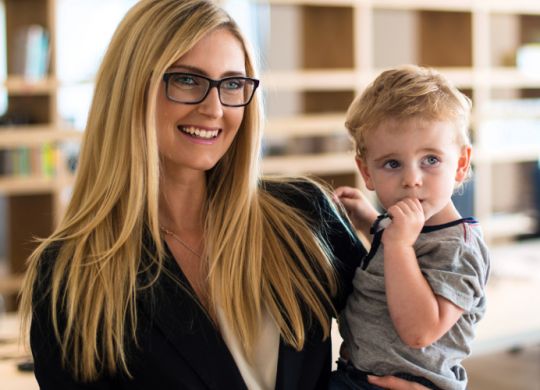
[302,6,354,69]
[303,91,354,113]
[419,11,472,67]
[318,172,357,189]
[519,15,540,98]
[8,193,54,274]
[520,14,540,43]
[6,95,52,124]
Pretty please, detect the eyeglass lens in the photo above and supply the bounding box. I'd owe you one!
[166,73,257,106]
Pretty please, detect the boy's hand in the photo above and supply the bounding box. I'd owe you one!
[382,198,424,247]
[334,186,378,237]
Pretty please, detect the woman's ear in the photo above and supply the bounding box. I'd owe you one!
[356,157,375,191]
[455,146,472,183]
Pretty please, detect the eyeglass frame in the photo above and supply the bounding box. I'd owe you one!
[162,72,260,107]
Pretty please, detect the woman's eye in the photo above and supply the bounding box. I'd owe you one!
[172,75,198,86]
[223,79,244,90]
[383,160,400,169]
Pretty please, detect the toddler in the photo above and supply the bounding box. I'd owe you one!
[333,65,490,390]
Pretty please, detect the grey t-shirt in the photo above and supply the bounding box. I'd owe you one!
[340,218,490,390]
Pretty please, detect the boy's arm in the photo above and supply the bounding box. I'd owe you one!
[334,186,378,240]
[382,199,464,349]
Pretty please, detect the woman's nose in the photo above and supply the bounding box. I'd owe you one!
[197,87,224,118]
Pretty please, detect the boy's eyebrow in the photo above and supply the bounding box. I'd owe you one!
[372,153,397,163]
[166,64,246,77]
[372,147,445,163]
[420,147,445,155]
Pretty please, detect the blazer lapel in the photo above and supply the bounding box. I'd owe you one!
[138,241,247,389]
[274,340,304,389]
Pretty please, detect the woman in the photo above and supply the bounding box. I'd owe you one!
[20,1,425,388]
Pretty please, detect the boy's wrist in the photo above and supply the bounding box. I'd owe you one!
[382,241,416,258]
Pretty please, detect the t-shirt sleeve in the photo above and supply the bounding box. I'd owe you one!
[419,237,489,312]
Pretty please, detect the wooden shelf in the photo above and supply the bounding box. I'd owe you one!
[252,0,355,6]
[482,68,540,88]
[262,152,355,175]
[0,176,67,195]
[373,0,474,12]
[0,126,82,147]
[266,113,346,137]
[254,0,540,14]
[261,68,476,91]
[474,146,540,163]
[487,1,540,14]
[261,69,357,91]
[3,76,58,95]
[482,213,536,240]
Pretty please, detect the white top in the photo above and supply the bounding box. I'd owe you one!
[217,307,280,390]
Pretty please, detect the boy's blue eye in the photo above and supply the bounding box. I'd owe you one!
[383,160,400,169]
[423,155,440,166]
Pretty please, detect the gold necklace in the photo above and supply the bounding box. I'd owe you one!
[160,226,202,258]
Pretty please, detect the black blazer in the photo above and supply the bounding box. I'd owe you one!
[30,181,365,389]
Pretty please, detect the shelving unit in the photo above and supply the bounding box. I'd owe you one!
[1,0,539,305]
[0,0,77,307]
[253,0,540,242]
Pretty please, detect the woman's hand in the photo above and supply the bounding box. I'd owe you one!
[367,375,430,389]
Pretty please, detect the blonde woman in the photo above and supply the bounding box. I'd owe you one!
[20,1,425,389]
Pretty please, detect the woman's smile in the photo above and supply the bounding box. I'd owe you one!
[177,125,222,144]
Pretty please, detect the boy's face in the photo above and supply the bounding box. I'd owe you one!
[357,118,471,225]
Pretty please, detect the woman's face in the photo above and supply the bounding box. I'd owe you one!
[156,28,246,176]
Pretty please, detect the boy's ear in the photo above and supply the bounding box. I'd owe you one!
[355,157,375,191]
[455,146,472,183]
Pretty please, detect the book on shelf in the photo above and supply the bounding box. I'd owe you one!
[11,24,50,80]
[0,144,58,178]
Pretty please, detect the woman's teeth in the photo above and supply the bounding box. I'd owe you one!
[179,126,219,139]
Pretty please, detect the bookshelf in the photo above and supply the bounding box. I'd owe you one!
[1,0,540,304]
[0,0,77,307]
[254,0,540,242]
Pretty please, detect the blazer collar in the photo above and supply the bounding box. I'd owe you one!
[138,238,247,389]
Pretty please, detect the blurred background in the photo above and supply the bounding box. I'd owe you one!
[0,0,539,388]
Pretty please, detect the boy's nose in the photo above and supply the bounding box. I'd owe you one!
[402,167,422,187]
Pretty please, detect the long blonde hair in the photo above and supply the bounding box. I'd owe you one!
[20,0,338,381]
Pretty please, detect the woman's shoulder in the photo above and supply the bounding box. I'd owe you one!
[260,177,330,212]
[35,241,62,271]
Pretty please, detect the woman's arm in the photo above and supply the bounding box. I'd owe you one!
[368,375,431,389]
[30,249,113,389]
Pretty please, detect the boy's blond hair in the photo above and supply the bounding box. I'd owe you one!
[346,65,472,161]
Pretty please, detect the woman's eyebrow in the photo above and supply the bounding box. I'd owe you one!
[167,64,246,77]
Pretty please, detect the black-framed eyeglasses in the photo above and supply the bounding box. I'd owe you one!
[162,72,260,107]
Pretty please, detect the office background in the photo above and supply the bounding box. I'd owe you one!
[0,1,539,388]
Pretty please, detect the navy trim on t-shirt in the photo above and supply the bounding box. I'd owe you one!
[361,216,478,270]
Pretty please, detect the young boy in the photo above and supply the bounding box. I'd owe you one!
[333,65,490,390]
